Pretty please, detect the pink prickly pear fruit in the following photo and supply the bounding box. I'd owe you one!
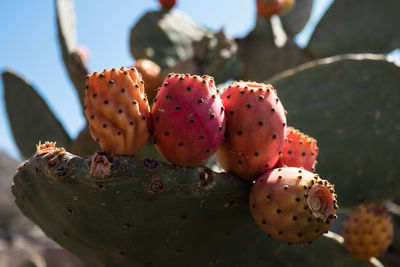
[249,167,338,244]
[257,0,295,18]
[158,0,176,9]
[152,73,225,167]
[275,126,319,172]
[84,67,151,155]
[343,203,393,260]
[216,81,286,181]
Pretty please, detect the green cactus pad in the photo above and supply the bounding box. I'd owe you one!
[2,71,71,159]
[129,10,208,70]
[268,54,400,208]
[307,0,400,58]
[13,147,378,266]
[281,0,314,36]
[56,0,89,110]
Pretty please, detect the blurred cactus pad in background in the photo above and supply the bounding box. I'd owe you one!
[1,0,400,266]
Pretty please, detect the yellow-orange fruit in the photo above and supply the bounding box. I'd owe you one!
[250,167,338,243]
[343,203,393,260]
[84,67,151,155]
[134,59,163,102]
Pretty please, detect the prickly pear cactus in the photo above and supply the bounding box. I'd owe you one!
[12,146,378,267]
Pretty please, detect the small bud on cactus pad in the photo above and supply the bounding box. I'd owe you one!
[275,126,319,172]
[256,0,295,18]
[158,0,176,9]
[249,167,338,244]
[134,59,163,103]
[343,203,393,260]
[152,73,225,167]
[216,81,286,181]
[84,67,151,155]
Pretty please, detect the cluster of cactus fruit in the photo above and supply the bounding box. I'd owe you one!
[3,0,400,266]
[84,64,338,244]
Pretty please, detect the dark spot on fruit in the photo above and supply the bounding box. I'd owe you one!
[261,219,266,224]
[121,88,126,93]
[132,100,137,104]
[238,160,242,165]
[252,204,256,208]
[118,109,123,113]
[293,216,297,221]
[175,106,180,110]
[295,197,300,202]
[219,126,223,131]
[284,185,288,190]
[179,76,184,80]
[154,97,157,102]
[198,98,204,103]
[237,130,242,135]
[229,110,235,115]
[210,114,215,119]
[103,124,107,128]
[93,93,97,98]
[166,94,171,100]
[247,104,251,108]
[117,132,121,135]
[212,95,216,99]
[266,194,270,199]
[288,150,292,154]
[109,80,114,84]
[278,175,283,179]
[190,119,195,124]
[265,164,269,168]
[308,217,312,223]
[142,116,146,120]
[254,152,259,156]
[200,135,204,139]
[298,233,303,237]
[302,152,306,156]
[227,95,231,99]
[178,142,183,147]
[186,86,191,91]
[240,90,245,94]
[90,115,94,119]
[164,82,168,86]
[205,149,210,153]
[85,85,89,89]
[276,209,281,214]
[315,229,320,233]
[272,134,277,139]
[164,131,169,136]
[271,108,275,112]
[278,231,283,235]
[155,116,159,121]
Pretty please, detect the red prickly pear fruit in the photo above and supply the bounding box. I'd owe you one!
[216,81,286,181]
[343,203,393,260]
[84,67,151,155]
[249,167,338,244]
[152,73,225,167]
[134,59,163,103]
[256,0,295,18]
[158,0,176,9]
[275,126,319,172]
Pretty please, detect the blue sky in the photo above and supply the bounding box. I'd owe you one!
[0,0,339,160]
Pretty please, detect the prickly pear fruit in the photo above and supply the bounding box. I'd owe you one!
[343,203,393,260]
[158,0,176,9]
[256,0,295,18]
[275,126,319,172]
[216,81,286,181]
[152,73,225,167]
[134,59,163,103]
[84,67,151,155]
[249,167,338,244]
